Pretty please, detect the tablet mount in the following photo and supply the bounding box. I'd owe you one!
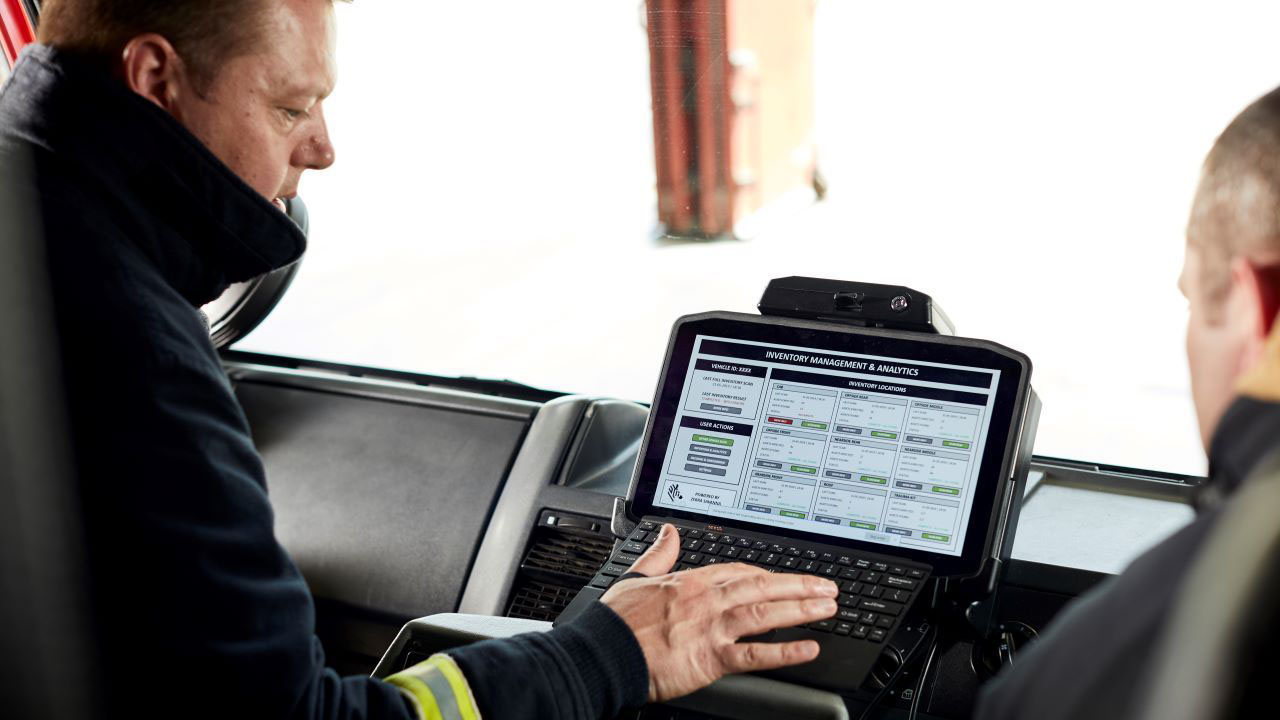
[757,277,956,335]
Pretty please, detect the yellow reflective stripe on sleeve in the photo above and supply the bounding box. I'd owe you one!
[385,654,481,720]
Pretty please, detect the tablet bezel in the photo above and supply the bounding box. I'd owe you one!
[626,311,1032,578]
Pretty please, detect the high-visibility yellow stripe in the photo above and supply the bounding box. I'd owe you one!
[386,673,445,720]
[430,655,480,720]
[385,654,481,720]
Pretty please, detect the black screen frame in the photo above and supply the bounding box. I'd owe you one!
[626,311,1032,578]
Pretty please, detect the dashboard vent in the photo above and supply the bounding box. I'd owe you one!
[505,515,612,622]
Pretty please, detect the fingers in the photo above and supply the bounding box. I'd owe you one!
[628,524,680,577]
[723,597,838,638]
[720,639,822,674]
[715,569,838,606]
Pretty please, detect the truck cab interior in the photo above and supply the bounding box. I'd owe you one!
[4,2,1280,719]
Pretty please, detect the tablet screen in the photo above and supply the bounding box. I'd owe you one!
[650,334,1002,557]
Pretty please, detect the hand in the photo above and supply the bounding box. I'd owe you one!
[600,524,840,702]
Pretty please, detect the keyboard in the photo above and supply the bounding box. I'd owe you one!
[584,517,932,688]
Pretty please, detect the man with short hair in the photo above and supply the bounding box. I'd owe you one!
[0,1,838,718]
[976,88,1280,719]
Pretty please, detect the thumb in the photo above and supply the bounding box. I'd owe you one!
[628,524,680,576]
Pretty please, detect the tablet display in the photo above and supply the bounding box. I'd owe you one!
[629,313,1031,575]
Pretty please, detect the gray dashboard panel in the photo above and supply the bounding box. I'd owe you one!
[231,366,535,619]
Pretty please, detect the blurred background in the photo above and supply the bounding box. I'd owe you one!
[190,0,1280,476]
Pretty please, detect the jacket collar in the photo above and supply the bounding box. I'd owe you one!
[4,44,305,306]
[1203,318,1280,505]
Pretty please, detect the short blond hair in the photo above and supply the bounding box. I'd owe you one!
[1188,86,1280,305]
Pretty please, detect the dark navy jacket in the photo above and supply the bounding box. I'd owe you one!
[976,393,1280,720]
[0,45,646,719]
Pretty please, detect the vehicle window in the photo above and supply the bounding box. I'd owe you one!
[236,1,1280,476]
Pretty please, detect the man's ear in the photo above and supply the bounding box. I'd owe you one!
[119,34,188,113]
[1230,256,1280,349]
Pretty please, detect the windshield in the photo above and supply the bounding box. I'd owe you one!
[235,1,1280,476]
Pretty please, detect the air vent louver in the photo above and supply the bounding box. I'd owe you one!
[505,521,612,622]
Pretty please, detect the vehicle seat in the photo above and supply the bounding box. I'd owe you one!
[1136,448,1280,720]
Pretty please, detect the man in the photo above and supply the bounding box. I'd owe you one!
[0,1,839,718]
[976,88,1280,718]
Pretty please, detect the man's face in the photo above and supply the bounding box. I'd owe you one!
[1180,243,1254,448]
[172,0,337,211]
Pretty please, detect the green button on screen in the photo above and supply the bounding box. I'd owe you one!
[921,533,950,542]
[790,465,817,474]
[692,434,733,447]
[870,431,898,439]
[779,510,806,519]
[942,440,971,449]
[931,486,959,495]
[859,475,887,485]
[800,421,829,430]
[850,521,877,530]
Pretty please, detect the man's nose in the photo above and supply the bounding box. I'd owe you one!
[293,105,336,171]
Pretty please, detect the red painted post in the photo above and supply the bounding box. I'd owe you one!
[0,0,35,68]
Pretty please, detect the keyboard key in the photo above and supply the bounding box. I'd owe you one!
[886,589,911,604]
[809,620,835,632]
[834,622,854,636]
[862,572,882,584]
[722,546,741,559]
[820,552,835,562]
[770,544,786,554]
[907,568,925,579]
[869,628,887,643]
[860,612,878,626]
[700,542,722,555]
[677,527,689,537]
[703,533,720,543]
[687,529,703,539]
[613,552,640,566]
[704,556,722,565]
[590,575,614,589]
[836,555,853,566]
[820,564,839,577]
[838,593,860,607]
[736,538,753,548]
[876,616,894,629]
[683,538,701,551]
[742,550,760,562]
[854,559,871,570]
[761,553,781,566]
[719,535,735,546]
[852,624,869,639]
[600,563,630,576]
[643,531,661,543]
[780,557,800,570]
[752,541,770,550]
[621,541,647,555]
[862,585,884,599]
[836,608,861,623]
[800,560,819,573]
[859,599,903,616]
[682,552,703,564]
[802,549,819,560]
[786,547,802,557]
[839,568,862,581]
[844,581,864,595]
[883,576,918,590]
[638,520,658,532]
[872,562,889,572]
[889,565,906,575]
